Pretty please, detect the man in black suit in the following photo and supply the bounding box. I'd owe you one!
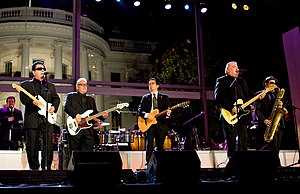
[64,77,108,155]
[214,61,251,158]
[138,78,172,167]
[254,76,288,166]
[0,96,23,150]
[19,61,60,170]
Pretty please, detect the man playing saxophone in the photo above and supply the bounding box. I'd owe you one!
[253,75,288,167]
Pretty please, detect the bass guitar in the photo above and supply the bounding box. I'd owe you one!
[138,101,190,132]
[12,83,57,124]
[67,102,129,136]
[221,86,277,125]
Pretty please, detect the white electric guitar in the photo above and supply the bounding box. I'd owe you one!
[67,102,129,136]
[12,83,57,124]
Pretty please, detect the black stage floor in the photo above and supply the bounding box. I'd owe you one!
[0,167,299,194]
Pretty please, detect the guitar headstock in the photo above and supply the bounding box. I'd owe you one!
[265,85,277,93]
[181,101,190,108]
[173,101,190,109]
[12,83,21,92]
[117,103,129,109]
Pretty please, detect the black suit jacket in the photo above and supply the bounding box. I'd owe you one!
[19,78,60,128]
[64,91,105,126]
[214,74,250,113]
[138,92,170,129]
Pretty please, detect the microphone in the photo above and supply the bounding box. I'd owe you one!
[236,69,248,73]
[9,104,14,116]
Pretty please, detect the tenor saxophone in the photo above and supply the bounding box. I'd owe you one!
[264,88,288,143]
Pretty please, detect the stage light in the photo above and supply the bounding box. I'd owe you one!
[243,4,249,11]
[134,1,140,7]
[184,4,190,10]
[164,0,171,10]
[200,3,207,13]
[232,2,237,10]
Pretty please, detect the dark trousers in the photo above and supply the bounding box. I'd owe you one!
[26,123,54,170]
[145,124,168,164]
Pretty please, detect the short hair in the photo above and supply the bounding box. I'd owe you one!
[31,61,45,71]
[149,77,160,85]
[225,61,237,74]
[76,77,87,85]
[6,96,15,103]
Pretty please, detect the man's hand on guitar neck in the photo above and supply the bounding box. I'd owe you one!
[166,108,172,116]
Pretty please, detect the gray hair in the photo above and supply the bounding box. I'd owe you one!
[224,61,237,74]
[76,77,87,85]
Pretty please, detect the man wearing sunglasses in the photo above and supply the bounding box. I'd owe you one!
[19,61,60,170]
[253,75,288,167]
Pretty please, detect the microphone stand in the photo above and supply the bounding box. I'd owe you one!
[44,74,49,170]
[8,106,14,150]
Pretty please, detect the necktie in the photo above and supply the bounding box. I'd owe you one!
[153,94,158,109]
[40,83,45,94]
[82,95,87,110]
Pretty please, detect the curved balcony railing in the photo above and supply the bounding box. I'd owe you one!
[0,6,104,35]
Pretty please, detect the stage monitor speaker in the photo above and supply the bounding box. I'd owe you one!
[224,150,278,182]
[68,151,123,188]
[146,150,201,184]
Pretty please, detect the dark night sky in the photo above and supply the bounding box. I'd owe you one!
[1,0,299,92]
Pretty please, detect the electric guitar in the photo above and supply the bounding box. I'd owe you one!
[12,83,57,124]
[138,101,190,133]
[221,86,277,125]
[67,102,129,136]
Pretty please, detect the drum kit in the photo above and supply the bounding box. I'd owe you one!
[95,123,186,151]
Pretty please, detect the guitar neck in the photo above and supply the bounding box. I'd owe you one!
[155,105,178,118]
[17,86,37,101]
[241,90,266,109]
[86,106,118,122]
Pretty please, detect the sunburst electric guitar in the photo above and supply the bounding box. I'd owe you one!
[221,86,277,125]
[12,83,57,124]
[138,101,190,133]
[67,102,129,136]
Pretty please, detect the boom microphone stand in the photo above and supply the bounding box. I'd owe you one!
[44,72,49,170]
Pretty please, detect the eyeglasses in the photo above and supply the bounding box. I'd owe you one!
[35,67,46,71]
[268,82,276,84]
[77,84,88,87]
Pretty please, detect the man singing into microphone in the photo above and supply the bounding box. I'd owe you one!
[214,61,252,159]
[19,61,60,170]
[0,96,23,150]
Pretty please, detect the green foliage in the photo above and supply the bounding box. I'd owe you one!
[148,41,199,86]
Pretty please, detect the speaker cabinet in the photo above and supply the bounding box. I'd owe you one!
[224,150,278,182]
[147,150,201,184]
[68,151,123,188]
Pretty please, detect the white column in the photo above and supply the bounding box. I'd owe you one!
[18,38,31,77]
[96,55,104,111]
[81,46,89,79]
[54,40,63,79]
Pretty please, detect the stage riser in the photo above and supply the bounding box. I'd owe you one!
[0,150,299,171]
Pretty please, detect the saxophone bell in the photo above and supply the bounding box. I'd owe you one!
[264,88,288,143]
